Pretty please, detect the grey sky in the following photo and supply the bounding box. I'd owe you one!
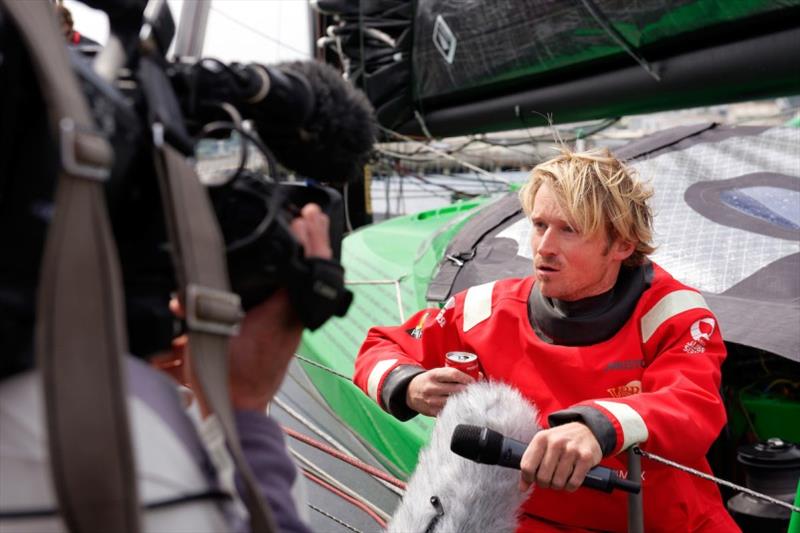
[64,0,313,63]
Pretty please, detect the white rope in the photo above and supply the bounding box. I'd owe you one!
[307,503,363,533]
[346,277,407,322]
[633,447,800,513]
[378,126,510,187]
[291,450,393,523]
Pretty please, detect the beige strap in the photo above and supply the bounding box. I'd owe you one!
[0,2,141,532]
[153,137,276,533]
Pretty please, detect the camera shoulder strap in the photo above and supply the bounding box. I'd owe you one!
[140,55,277,533]
[0,2,141,532]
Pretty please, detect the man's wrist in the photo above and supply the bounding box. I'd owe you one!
[232,394,270,413]
[381,365,425,421]
[548,406,616,456]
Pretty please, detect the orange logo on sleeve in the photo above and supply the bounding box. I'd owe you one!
[606,380,642,398]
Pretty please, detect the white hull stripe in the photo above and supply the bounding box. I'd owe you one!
[595,400,649,451]
[463,281,496,332]
[367,358,398,404]
[640,290,709,343]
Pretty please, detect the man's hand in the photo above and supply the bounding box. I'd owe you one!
[406,367,475,416]
[227,203,332,412]
[519,422,602,492]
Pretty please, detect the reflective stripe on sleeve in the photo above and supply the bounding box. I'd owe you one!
[367,359,398,404]
[594,400,649,451]
[462,281,496,332]
[640,290,709,343]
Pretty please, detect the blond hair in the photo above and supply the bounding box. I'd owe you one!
[519,147,655,266]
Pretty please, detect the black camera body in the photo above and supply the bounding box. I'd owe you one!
[0,0,371,369]
[209,171,350,323]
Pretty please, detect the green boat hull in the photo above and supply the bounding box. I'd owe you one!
[297,196,495,475]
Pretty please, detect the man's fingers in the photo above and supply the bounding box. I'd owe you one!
[407,366,478,416]
[535,441,562,490]
[426,380,469,395]
[519,433,546,492]
[550,454,575,491]
[566,456,592,492]
[289,216,310,250]
[298,203,332,259]
[431,366,476,384]
[425,396,448,413]
[169,296,185,318]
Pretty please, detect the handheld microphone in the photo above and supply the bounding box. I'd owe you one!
[451,424,641,494]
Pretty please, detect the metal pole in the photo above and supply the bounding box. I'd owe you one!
[308,1,319,60]
[173,0,211,58]
[627,448,644,533]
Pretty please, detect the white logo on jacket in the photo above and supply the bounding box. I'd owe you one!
[435,297,455,327]
[684,317,716,354]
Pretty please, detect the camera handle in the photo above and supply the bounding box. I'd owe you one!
[0,2,141,532]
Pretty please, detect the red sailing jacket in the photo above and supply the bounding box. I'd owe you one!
[353,263,739,532]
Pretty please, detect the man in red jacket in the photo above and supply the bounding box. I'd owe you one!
[353,148,739,532]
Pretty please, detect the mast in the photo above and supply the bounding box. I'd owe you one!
[173,0,211,58]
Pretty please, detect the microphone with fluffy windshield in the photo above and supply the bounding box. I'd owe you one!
[252,60,376,184]
[451,424,641,494]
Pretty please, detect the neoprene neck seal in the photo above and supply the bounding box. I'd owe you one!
[529,262,653,346]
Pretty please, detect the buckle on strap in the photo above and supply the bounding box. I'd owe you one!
[59,118,113,181]
[185,284,243,336]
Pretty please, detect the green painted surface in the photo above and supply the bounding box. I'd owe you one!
[730,392,800,443]
[297,196,497,475]
[789,480,800,533]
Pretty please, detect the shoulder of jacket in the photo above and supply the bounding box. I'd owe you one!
[639,264,712,344]
[458,278,529,332]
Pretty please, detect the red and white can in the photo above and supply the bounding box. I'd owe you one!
[445,351,481,380]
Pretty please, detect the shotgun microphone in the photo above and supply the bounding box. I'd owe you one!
[171,59,376,183]
[451,424,641,494]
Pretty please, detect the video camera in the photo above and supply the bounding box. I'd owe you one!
[0,0,375,365]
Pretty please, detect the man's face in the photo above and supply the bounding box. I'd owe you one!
[530,182,631,301]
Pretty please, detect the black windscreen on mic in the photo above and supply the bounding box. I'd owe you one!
[172,59,376,183]
[451,424,525,468]
[251,61,376,183]
[451,424,641,494]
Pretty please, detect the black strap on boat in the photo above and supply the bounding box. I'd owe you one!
[0,2,141,532]
[426,193,522,302]
[139,53,277,533]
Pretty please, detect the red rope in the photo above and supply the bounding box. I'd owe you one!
[282,425,407,490]
[301,469,388,529]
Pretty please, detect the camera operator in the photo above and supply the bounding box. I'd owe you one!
[166,203,334,533]
[0,207,325,533]
[0,2,370,531]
